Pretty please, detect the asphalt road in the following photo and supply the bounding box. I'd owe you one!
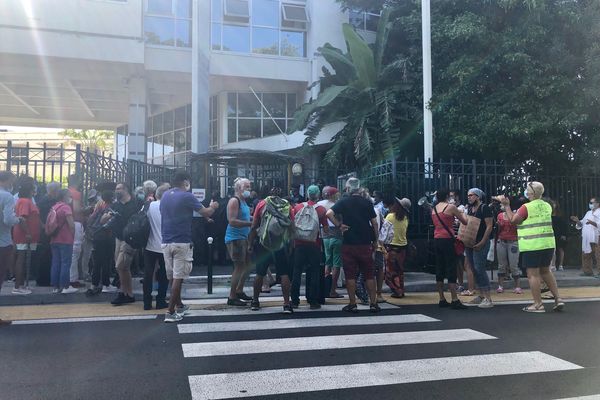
[2,301,600,400]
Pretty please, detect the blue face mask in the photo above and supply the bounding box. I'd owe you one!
[382,207,389,215]
[590,203,595,210]
[524,189,529,198]
[242,190,251,199]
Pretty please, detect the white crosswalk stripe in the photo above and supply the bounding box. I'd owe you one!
[188,352,581,400]
[175,307,585,399]
[184,302,398,317]
[178,313,438,334]
[182,328,495,358]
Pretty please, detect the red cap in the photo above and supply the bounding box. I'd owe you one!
[322,186,338,197]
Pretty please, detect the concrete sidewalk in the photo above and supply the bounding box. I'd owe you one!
[1,266,598,307]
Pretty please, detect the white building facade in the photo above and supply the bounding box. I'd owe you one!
[0,0,379,164]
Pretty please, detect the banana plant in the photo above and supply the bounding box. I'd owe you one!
[289,8,413,167]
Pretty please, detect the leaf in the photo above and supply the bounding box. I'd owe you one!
[343,23,376,89]
[318,43,357,83]
[374,7,393,74]
[287,85,348,133]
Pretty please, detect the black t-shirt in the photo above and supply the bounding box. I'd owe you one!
[111,198,143,239]
[331,195,377,245]
[468,203,493,243]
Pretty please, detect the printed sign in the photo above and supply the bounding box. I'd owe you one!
[192,188,206,217]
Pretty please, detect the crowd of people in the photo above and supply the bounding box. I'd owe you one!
[0,168,585,326]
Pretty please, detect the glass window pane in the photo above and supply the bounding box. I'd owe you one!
[237,93,261,118]
[238,119,261,141]
[174,129,186,152]
[212,0,222,21]
[146,138,154,158]
[212,23,222,50]
[152,114,163,135]
[280,30,305,57]
[164,154,174,166]
[210,96,218,119]
[176,19,192,47]
[349,10,364,30]
[163,110,174,132]
[262,93,285,118]
[263,119,285,137]
[252,27,278,55]
[163,132,175,154]
[224,0,249,17]
[365,13,379,31]
[174,106,186,130]
[175,153,187,167]
[186,104,192,126]
[286,93,296,117]
[227,119,237,143]
[147,0,173,15]
[186,127,192,148]
[222,25,250,52]
[144,16,175,46]
[153,134,164,156]
[211,121,219,146]
[252,0,278,27]
[227,93,237,117]
[282,4,308,22]
[176,0,191,18]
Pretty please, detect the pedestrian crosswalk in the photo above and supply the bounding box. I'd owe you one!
[174,304,584,400]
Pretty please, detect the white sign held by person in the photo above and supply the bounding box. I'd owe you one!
[192,188,206,217]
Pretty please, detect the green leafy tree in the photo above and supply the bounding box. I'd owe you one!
[60,129,114,153]
[289,11,416,168]
[334,0,600,174]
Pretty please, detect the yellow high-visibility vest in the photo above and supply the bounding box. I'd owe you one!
[517,199,555,252]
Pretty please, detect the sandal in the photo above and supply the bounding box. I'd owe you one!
[523,304,545,313]
[553,301,565,312]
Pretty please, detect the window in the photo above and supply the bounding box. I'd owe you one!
[147,105,191,165]
[226,91,296,143]
[281,3,308,23]
[211,0,307,57]
[144,0,192,48]
[209,96,219,149]
[349,8,380,32]
[224,0,249,19]
[115,125,128,161]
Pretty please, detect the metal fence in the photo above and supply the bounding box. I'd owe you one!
[0,141,175,195]
[353,157,600,239]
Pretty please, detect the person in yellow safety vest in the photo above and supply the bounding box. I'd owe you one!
[499,181,565,313]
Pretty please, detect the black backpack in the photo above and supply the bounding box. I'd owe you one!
[123,202,151,249]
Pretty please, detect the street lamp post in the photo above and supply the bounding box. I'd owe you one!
[422,0,433,176]
[207,236,214,294]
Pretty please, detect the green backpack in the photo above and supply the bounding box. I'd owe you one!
[258,196,293,251]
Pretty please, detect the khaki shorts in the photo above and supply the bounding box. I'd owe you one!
[162,243,193,280]
[226,239,249,264]
[115,239,136,273]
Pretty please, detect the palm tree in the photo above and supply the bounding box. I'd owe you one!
[288,9,413,167]
[60,129,114,153]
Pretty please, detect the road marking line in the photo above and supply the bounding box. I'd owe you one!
[188,351,582,399]
[554,396,600,400]
[11,315,157,325]
[184,302,397,316]
[182,328,495,358]
[178,314,438,334]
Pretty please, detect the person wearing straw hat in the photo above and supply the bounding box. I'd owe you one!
[499,181,564,313]
[382,197,411,298]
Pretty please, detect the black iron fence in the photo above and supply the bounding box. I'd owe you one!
[0,141,175,195]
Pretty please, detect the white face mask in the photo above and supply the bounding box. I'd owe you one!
[184,182,191,192]
[242,190,251,199]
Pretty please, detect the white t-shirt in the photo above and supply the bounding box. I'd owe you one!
[146,200,163,253]
[317,199,336,227]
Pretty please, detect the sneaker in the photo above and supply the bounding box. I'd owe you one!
[85,287,102,297]
[550,266,557,272]
[176,304,190,315]
[0,319,12,326]
[51,288,61,294]
[460,290,474,296]
[164,312,183,323]
[370,303,381,313]
[102,285,118,293]
[250,300,260,311]
[111,293,134,306]
[513,287,524,294]
[12,288,32,295]
[283,304,294,314]
[558,266,564,271]
[309,303,321,310]
[236,292,252,301]
[143,303,153,311]
[467,296,483,306]
[227,298,248,307]
[457,285,465,293]
[439,299,450,308]
[342,303,358,313]
[478,298,494,309]
[291,302,299,309]
[451,300,468,310]
[496,286,504,294]
[61,286,79,294]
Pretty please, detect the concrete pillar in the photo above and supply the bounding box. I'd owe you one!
[191,0,211,154]
[127,77,147,161]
